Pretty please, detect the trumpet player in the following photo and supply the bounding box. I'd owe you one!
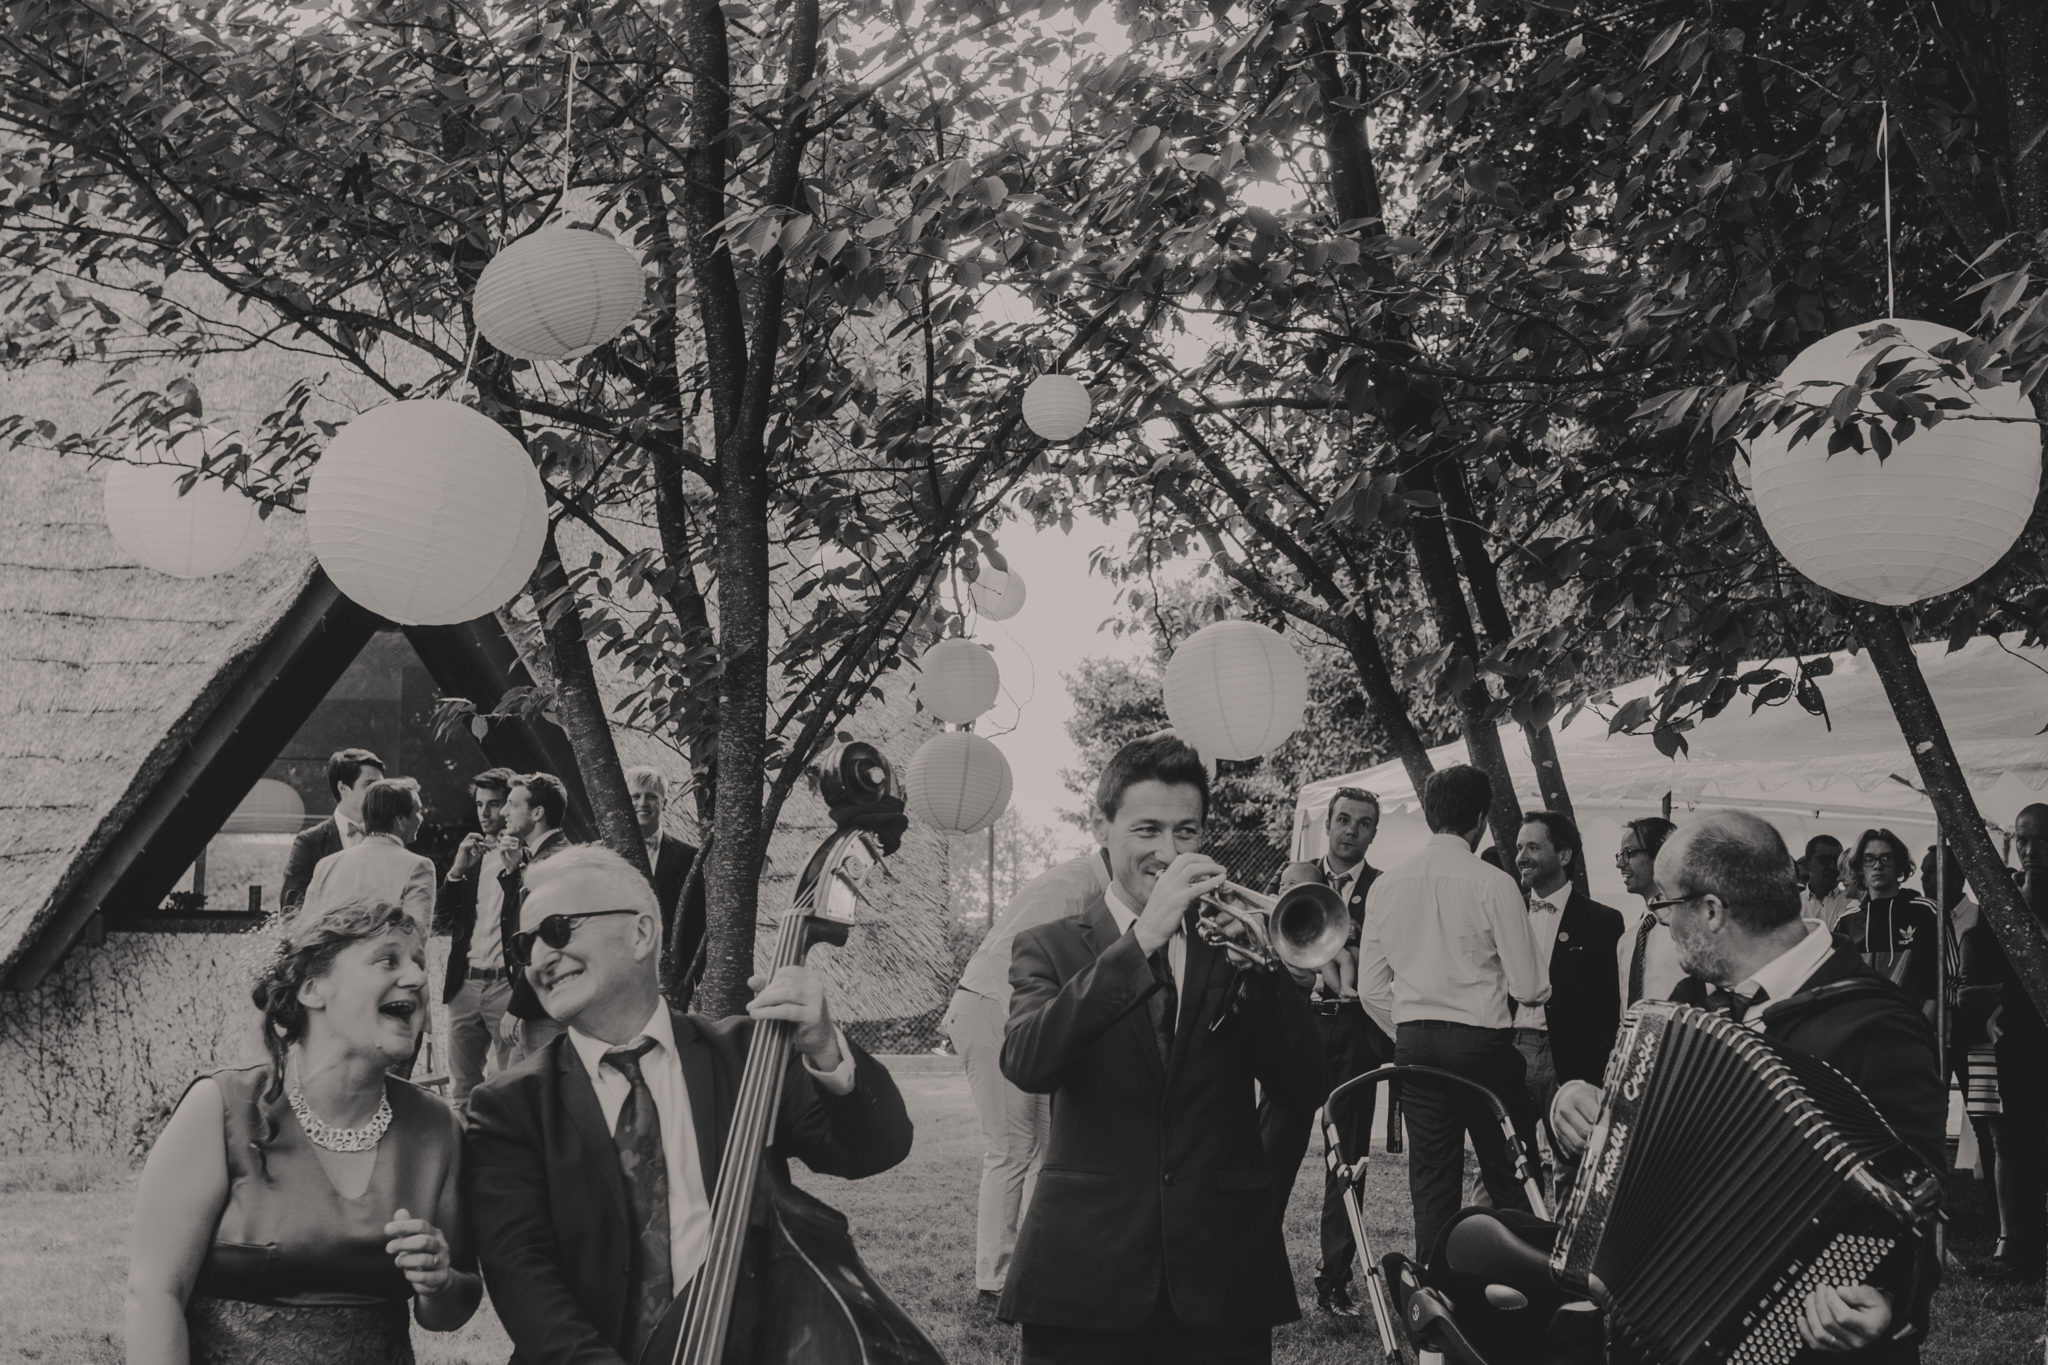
[1000,734,1329,1365]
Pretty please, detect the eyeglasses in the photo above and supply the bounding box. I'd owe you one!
[509,909,640,966]
[1859,853,1898,868]
[1615,847,1648,868]
[1644,893,1700,923]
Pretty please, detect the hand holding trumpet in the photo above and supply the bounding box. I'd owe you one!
[1134,853,1228,953]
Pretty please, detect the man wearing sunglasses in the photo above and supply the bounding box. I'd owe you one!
[1550,812,1945,1361]
[464,845,913,1365]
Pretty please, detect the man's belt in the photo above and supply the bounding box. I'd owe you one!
[1311,995,1360,1016]
[468,965,510,982]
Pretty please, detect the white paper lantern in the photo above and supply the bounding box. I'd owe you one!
[913,638,1001,724]
[1022,373,1093,440]
[221,778,307,835]
[103,436,265,578]
[1163,619,1309,760]
[968,565,1027,621]
[1746,319,2043,605]
[473,226,645,362]
[904,732,1013,833]
[307,399,547,626]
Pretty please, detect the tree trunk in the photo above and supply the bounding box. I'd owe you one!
[532,528,648,872]
[1855,604,2048,1021]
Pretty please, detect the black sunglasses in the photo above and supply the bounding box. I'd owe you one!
[509,909,640,966]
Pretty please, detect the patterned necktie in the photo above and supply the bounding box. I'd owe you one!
[604,1038,673,1358]
[1147,949,1177,1060]
[1627,915,1655,1005]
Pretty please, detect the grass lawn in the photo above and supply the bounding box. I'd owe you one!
[2,1059,2038,1363]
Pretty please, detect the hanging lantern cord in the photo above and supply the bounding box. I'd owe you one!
[561,45,579,207]
[1880,99,1896,319]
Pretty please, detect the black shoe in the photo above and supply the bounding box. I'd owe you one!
[1315,1280,1360,1317]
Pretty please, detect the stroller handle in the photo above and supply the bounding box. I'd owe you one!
[1324,1063,1549,1222]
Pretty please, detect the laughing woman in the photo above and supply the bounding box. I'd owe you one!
[126,898,480,1364]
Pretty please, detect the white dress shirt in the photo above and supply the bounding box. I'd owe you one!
[1801,885,1851,931]
[959,851,1112,1006]
[1619,909,1687,1004]
[1518,883,1569,1032]
[1732,924,1835,1031]
[1104,880,1186,1030]
[337,814,365,849]
[1358,834,1550,1029]
[568,1004,860,1288]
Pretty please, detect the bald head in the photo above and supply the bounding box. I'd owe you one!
[1655,811,1802,935]
[2018,804,2048,871]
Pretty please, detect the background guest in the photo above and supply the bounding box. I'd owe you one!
[498,772,574,1061]
[945,848,1110,1309]
[1835,828,1940,1020]
[1801,833,1850,929]
[126,898,478,1362]
[1988,803,2048,1280]
[1260,786,1393,1318]
[1511,811,1624,1161]
[436,767,516,1112]
[622,766,707,987]
[1358,765,1547,1261]
[1617,816,1680,1005]
[304,779,436,932]
[281,747,385,913]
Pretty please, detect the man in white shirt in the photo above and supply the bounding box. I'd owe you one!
[1357,765,1549,1261]
[438,767,516,1110]
[945,848,1111,1308]
[1550,811,1946,1362]
[1801,833,1850,929]
[303,778,438,930]
[465,845,913,1364]
[1616,816,1685,1005]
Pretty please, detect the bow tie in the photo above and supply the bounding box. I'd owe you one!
[1528,897,1560,914]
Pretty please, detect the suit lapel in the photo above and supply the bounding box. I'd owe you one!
[670,1011,727,1191]
[555,1039,630,1218]
[1079,895,1165,1085]
[1166,912,1222,1085]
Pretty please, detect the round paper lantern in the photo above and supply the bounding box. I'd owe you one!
[968,565,1027,621]
[913,638,1000,724]
[1746,319,2042,605]
[904,732,1013,833]
[307,399,547,626]
[221,778,307,835]
[473,226,645,362]
[103,439,265,578]
[1163,619,1309,760]
[1022,373,1093,440]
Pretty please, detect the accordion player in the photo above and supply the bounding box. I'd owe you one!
[1551,1000,1942,1365]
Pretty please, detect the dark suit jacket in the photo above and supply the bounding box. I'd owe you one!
[998,893,1330,1331]
[650,831,707,973]
[502,829,572,1021]
[1671,939,1946,1361]
[464,1011,914,1365]
[1544,890,1625,1085]
[433,868,492,1004]
[279,817,345,913]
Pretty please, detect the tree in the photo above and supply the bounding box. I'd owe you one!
[944,808,1067,928]
[0,0,1100,1012]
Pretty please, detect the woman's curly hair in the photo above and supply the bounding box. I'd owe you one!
[247,898,419,1168]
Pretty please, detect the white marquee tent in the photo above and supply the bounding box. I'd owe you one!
[1291,635,2048,909]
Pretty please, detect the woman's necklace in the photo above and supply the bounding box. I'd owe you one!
[287,1075,392,1153]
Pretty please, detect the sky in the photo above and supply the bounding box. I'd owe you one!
[963,509,1154,854]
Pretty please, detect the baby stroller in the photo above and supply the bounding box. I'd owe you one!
[1324,1063,1604,1365]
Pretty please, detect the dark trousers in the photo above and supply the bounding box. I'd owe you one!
[1394,1020,1538,1261]
[1995,1029,2047,1271]
[1020,1287,1271,1365]
[1258,1005,1390,1286]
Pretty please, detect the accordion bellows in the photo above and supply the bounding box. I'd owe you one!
[1552,1002,1939,1365]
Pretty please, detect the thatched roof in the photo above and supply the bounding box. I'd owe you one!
[0,443,314,980]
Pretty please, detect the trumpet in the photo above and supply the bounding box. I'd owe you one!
[1194,878,1351,974]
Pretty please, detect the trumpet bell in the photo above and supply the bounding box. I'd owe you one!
[1268,881,1351,973]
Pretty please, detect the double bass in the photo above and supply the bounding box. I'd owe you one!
[639,740,947,1365]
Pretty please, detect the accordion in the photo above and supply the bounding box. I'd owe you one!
[1551,1001,1940,1365]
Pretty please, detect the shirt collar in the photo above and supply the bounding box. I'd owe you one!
[1736,923,1835,1003]
[568,1000,677,1082]
[1528,882,1570,912]
[1104,880,1139,934]
[365,831,405,848]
